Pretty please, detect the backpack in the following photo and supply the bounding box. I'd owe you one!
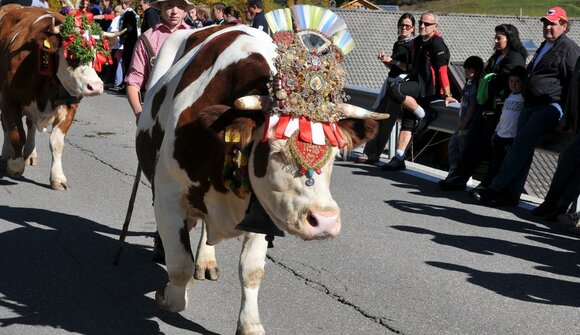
[476,73,496,105]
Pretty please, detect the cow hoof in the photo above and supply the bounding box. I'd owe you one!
[155,285,187,312]
[236,325,266,335]
[7,158,25,178]
[194,261,219,281]
[50,179,70,191]
[24,155,38,166]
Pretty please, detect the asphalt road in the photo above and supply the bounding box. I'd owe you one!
[1,93,579,335]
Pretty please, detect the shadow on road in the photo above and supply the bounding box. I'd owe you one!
[0,205,219,335]
[384,200,580,307]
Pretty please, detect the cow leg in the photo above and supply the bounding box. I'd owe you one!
[23,117,38,166]
[194,221,219,281]
[1,129,12,169]
[237,233,268,335]
[49,104,77,190]
[154,192,195,312]
[1,112,26,178]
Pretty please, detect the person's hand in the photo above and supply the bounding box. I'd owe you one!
[444,95,458,106]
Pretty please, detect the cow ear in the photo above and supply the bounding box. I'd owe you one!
[337,119,379,149]
[197,105,262,148]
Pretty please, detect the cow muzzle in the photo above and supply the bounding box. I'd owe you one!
[303,208,341,240]
[83,80,104,96]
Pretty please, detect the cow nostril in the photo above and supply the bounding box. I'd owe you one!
[86,83,93,92]
[306,212,318,227]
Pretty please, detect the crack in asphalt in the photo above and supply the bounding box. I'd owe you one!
[65,139,149,187]
[266,254,404,334]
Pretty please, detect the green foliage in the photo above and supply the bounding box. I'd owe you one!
[48,0,61,11]
[400,0,579,17]
[60,14,110,65]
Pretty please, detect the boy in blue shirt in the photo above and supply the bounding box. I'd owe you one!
[447,56,484,174]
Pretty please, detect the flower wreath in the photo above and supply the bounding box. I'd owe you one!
[60,11,112,72]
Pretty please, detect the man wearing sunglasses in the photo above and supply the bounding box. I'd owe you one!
[382,10,456,171]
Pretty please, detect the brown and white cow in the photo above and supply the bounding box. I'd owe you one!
[136,25,386,334]
[0,5,104,190]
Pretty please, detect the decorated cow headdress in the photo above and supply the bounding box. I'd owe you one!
[264,6,367,179]
[231,5,387,190]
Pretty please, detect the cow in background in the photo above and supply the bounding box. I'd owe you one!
[0,5,104,190]
[137,23,387,334]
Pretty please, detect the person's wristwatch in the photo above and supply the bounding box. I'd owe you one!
[444,93,452,98]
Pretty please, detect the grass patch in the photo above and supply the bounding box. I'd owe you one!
[400,0,579,18]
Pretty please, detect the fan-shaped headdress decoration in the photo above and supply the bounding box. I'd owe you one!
[264,5,354,178]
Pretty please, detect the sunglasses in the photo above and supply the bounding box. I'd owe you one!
[398,24,414,30]
[419,20,436,27]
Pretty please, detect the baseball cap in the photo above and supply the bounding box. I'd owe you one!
[542,6,568,23]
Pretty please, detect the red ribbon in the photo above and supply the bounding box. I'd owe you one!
[322,123,338,146]
[70,10,93,26]
[266,114,347,148]
[298,117,312,143]
[274,115,291,139]
[62,34,77,59]
[93,52,107,72]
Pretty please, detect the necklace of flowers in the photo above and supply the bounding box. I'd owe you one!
[60,11,111,72]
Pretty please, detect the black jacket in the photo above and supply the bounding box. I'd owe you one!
[562,56,580,134]
[485,50,526,103]
[408,33,450,98]
[524,34,580,109]
[388,37,414,79]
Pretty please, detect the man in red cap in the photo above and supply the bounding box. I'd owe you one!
[477,6,580,207]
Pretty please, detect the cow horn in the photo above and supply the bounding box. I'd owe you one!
[234,95,271,111]
[340,103,390,120]
[102,28,127,39]
[50,17,60,35]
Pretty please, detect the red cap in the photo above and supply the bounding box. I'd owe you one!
[542,6,568,23]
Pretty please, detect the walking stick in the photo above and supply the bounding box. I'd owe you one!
[113,164,142,265]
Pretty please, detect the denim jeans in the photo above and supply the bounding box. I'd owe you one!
[489,104,560,198]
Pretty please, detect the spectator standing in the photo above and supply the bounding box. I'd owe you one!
[212,2,225,25]
[98,0,113,31]
[439,23,527,191]
[356,13,416,164]
[107,5,125,90]
[246,0,268,34]
[447,56,484,175]
[185,7,201,28]
[141,0,161,33]
[382,10,455,171]
[477,7,580,207]
[196,4,214,27]
[474,66,527,194]
[89,0,101,16]
[224,6,242,24]
[119,0,139,93]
